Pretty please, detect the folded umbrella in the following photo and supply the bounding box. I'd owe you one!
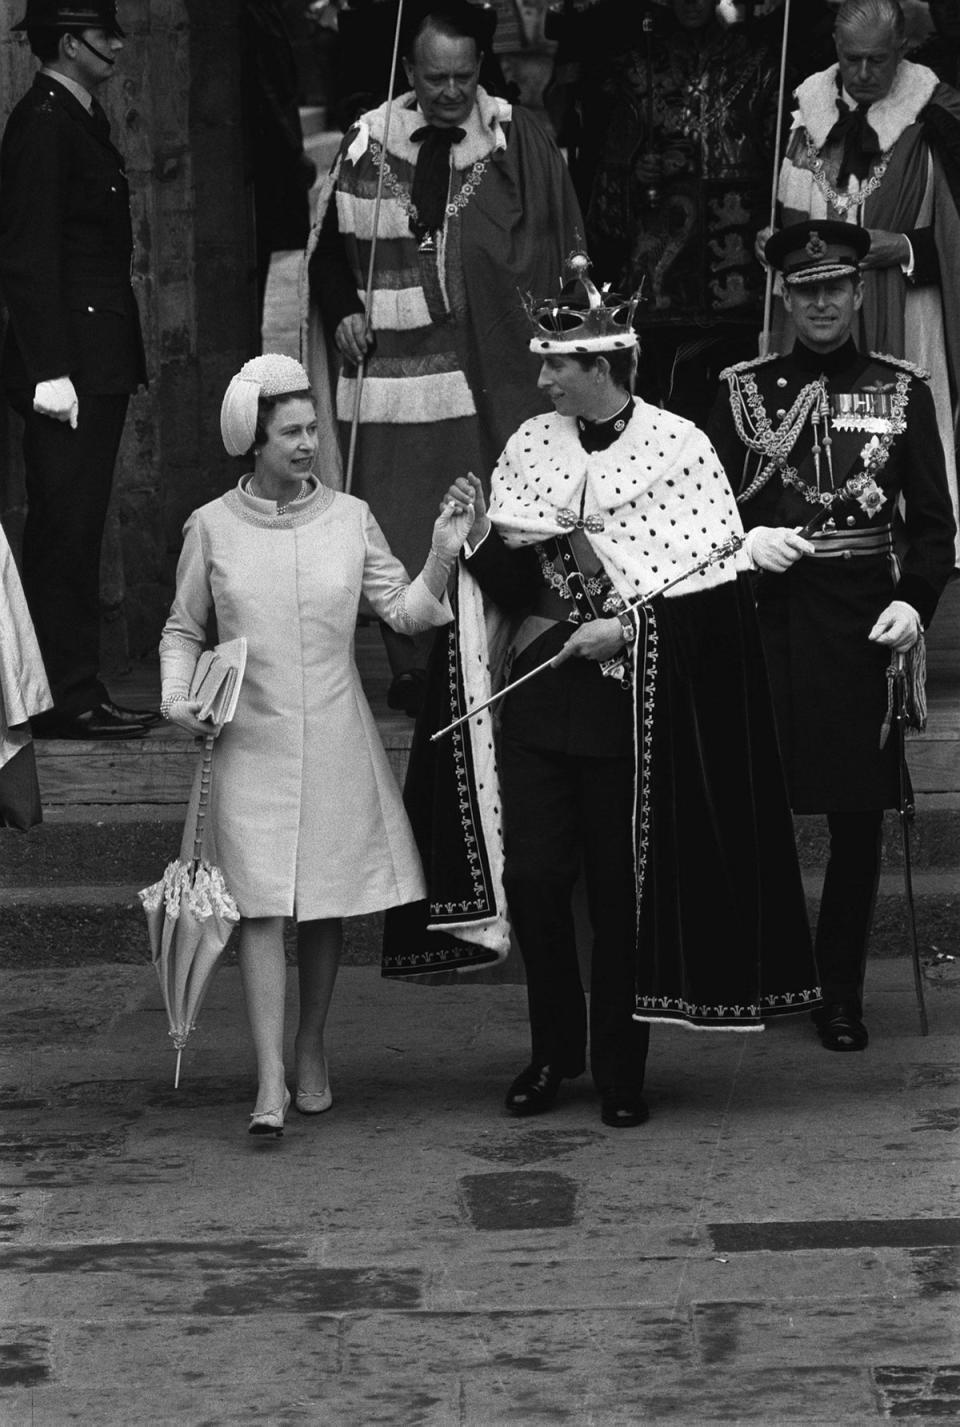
[139,695,241,1084]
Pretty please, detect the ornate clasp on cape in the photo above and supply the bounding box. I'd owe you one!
[556,507,605,534]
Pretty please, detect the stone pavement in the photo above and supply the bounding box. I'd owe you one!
[1,956,958,1425]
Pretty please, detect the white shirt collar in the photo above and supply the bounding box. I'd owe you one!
[40,68,94,114]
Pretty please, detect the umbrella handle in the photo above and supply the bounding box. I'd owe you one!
[192,733,216,865]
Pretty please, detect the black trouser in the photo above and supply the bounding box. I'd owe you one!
[814,809,884,1015]
[14,392,129,717]
[500,736,650,1094]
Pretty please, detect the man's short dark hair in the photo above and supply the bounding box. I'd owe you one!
[25,24,70,62]
[402,1,495,61]
[569,346,638,391]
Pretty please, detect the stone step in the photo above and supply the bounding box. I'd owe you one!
[30,711,960,807]
[2,803,957,890]
[0,873,956,971]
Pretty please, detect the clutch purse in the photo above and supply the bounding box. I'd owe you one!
[189,637,247,727]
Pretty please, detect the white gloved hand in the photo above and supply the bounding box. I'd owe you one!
[33,376,79,428]
[744,524,815,573]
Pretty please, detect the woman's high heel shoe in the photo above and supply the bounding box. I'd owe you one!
[295,1059,332,1115]
[249,1087,291,1137]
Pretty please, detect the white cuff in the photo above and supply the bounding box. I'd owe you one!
[464,522,492,558]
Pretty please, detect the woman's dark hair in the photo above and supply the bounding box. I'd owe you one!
[251,388,314,454]
[569,346,637,392]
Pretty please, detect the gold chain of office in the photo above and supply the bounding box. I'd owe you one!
[368,140,490,229]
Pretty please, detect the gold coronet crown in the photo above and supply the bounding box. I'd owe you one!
[524,252,641,355]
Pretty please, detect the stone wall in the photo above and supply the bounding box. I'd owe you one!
[0,0,258,671]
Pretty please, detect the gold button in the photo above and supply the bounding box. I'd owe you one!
[776,408,786,418]
[777,377,788,387]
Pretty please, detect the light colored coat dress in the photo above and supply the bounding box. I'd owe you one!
[160,476,451,920]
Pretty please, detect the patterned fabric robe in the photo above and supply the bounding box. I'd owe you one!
[303,88,582,573]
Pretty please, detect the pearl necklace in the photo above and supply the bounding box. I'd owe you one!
[250,477,307,515]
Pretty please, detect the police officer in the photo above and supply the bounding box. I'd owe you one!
[708,221,956,1052]
[0,1,152,738]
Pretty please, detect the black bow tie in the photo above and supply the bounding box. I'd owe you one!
[409,125,467,239]
[825,92,880,188]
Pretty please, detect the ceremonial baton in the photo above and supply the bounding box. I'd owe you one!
[430,535,744,743]
[759,0,793,358]
[893,650,929,1035]
[344,0,406,493]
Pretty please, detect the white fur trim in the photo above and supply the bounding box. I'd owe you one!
[336,370,476,425]
[632,1015,764,1031]
[779,156,821,215]
[490,409,749,603]
[426,561,510,958]
[368,286,433,332]
[359,87,510,170]
[794,61,938,152]
[336,189,412,242]
[530,334,638,354]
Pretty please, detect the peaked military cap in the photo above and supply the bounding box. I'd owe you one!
[764,221,870,286]
[12,1,124,37]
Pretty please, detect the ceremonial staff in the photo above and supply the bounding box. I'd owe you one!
[430,536,744,742]
[344,0,407,493]
[760,0,793,357]
[892,650,930,1035]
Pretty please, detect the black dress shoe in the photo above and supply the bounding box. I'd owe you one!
[505,1063,566,1117]
[600,1089,649,1128]
[814,1002,868,1052]
[33,706,148,740]
[387,670,426,717]
[102,700,163,727]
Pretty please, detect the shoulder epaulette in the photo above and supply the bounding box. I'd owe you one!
[719,351,780,380]
[868,351,930,379]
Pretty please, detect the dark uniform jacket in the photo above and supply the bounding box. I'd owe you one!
[708,337,956,811]
[0,74,146,398]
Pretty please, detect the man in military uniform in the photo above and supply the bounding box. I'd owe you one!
[0,1,151,739]
[708,220,956,1052]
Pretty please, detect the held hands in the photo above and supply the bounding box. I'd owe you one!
[551,617,625,666]
[755,225,773,266]
[868,600,922,653]
[430,495,476,563]
[33,376,79,428]
[745,525,815,573]
[335,313,374,365]
[443,472,489,547]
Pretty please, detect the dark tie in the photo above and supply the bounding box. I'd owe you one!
[89,98,111,141]
[824,94,880,188]
[410,125,466,240]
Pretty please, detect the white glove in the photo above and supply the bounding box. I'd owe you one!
[868,600,922,652]
[744,524,815,573]
[33,376,79,428]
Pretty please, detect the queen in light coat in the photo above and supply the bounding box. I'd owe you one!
[159,355,473,1135]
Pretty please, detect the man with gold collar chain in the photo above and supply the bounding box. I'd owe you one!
[708,219,956,1054]
[304,0,580,716]
[766,0,960,557]
[383,255,820,1129]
